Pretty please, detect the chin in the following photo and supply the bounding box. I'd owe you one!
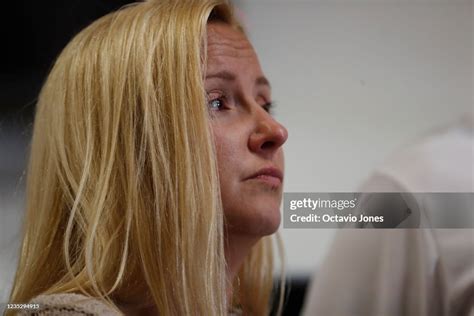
[226,202,282,237]
[257,218,281,236]
[255,206,281,235]
[258,195,282,233]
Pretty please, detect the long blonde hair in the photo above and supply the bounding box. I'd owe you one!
[9,0,283,314]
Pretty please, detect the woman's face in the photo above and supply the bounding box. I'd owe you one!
[205,23,288,236]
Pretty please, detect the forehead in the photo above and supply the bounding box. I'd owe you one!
[206,22,260,70]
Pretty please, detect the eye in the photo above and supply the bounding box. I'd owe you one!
[208,98,224,110]
[207,91,229,112]
[262,101,275,114]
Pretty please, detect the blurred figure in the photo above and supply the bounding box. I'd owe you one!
[303,113,474,316]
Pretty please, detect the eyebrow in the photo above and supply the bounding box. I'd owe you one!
[205,70,271,88]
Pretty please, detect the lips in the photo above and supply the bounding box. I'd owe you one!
[245,167,283,186]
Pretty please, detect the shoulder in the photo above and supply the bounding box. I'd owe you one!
[18,293,122,316]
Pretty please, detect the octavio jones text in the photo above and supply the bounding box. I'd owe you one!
[288,198,384,223]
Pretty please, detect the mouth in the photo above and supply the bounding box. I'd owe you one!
[245,167,283,186]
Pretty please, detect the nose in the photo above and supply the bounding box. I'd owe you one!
[248,109,288,156]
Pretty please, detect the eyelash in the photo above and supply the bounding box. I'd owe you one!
[207,94,275,114]
[263,101,275,114]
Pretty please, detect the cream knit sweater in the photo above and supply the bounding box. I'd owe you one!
[19,293,121,315]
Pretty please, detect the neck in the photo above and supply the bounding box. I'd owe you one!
[224,233,260,301]
[118,233,260,314]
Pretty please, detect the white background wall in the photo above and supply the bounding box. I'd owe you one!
[238,0,473,275]
[0,0,472,303]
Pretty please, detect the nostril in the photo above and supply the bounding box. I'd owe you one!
[261,141,274,150]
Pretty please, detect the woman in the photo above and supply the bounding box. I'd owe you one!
[8,0,288,315]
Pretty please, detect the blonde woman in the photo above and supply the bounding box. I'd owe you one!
[7,0,288,315]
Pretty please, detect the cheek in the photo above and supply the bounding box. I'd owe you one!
[211,123,247,206]
[213,132,230,171]
[211,123,245,177]
[213,132,243,226]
